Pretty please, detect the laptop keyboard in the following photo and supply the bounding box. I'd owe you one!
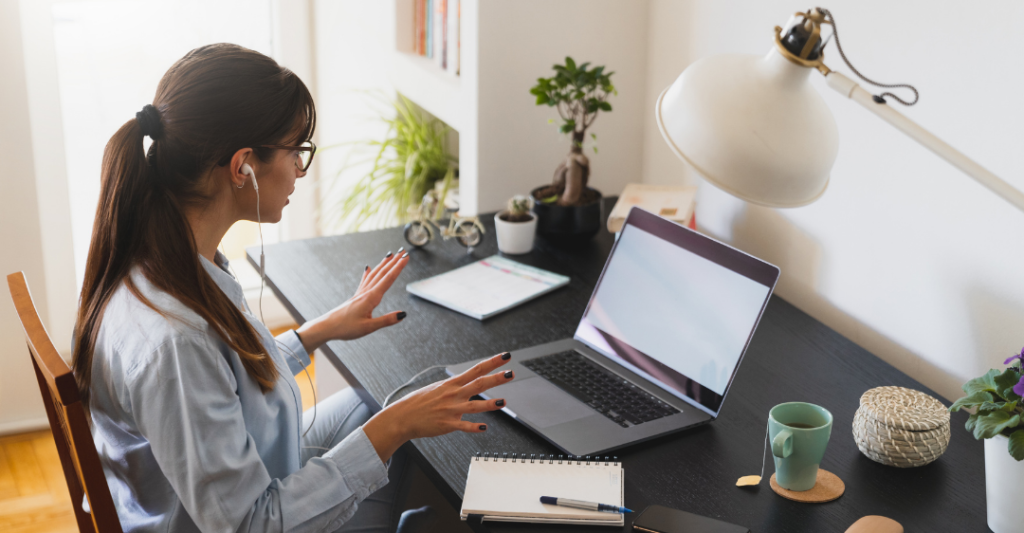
[522,351,680,428]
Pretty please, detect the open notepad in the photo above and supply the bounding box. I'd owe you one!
[461,453,624,526]
[405,255,569,320]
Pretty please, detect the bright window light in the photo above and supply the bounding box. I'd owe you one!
[52,0,276,289]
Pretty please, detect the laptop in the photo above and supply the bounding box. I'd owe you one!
[446,207,780,456]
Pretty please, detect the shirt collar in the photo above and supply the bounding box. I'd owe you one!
[199,251,245,308]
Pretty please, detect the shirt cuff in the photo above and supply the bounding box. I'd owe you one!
[275,329,311,374]
[323,427,390,499]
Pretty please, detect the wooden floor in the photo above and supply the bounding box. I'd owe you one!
[0,430,77,532]
[0,325,312,532]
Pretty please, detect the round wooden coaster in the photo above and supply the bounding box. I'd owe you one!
[769,469,845,503]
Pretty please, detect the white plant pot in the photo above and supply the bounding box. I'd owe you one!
[986,434,1024,533]
[494,213,537,255]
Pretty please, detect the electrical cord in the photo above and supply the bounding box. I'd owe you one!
[382,365,453,408]
[818,7,920,106]
[221,244,319,439]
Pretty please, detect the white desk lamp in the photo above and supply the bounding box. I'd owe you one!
[656,7,1024,211]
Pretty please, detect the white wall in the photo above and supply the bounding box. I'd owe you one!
[642,0,1024,401]
[0,0,50,434]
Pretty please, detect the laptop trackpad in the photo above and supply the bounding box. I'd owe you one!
[498,378,595,428]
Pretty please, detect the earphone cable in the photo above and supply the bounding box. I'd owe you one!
[382,364,453,408]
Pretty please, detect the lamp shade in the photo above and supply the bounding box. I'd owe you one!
[657,49,839,207]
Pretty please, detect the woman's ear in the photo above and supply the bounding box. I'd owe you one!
[229,148,255,189]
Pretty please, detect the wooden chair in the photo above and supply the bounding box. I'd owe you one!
[7,272,122,532]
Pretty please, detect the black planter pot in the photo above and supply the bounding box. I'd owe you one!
[530,186,603,245]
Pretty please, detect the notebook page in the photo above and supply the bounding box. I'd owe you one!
[461,459,622,521]
[406,256,569,319]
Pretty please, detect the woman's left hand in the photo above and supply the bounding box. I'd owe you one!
[296,249,410,352]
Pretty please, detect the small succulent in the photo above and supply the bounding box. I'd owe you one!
[502,195,534,223]
[509,195,532,216]
[950,346,1024,460]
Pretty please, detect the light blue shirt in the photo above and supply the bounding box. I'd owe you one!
[88,252,388,532]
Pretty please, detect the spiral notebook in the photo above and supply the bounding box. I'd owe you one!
[460,453,624,526]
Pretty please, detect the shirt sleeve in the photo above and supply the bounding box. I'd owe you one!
[274,329,311,376]
[125,334,388,533]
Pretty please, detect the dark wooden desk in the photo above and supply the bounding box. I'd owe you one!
[251,198,986,532]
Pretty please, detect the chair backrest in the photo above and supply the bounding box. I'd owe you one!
[6,272,122,532]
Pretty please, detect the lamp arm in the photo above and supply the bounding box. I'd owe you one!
[824,71,1024,213]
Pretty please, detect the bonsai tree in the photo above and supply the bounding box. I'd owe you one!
[949,346,1024,460]
[530,57,615,206]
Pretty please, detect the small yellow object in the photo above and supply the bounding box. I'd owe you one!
[736,475,761,487]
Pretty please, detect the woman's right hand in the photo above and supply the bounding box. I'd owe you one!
[363,352,514,463]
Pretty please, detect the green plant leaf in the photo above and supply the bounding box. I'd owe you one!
[540,194,559,204]
[966,412,980,433]
[994,367,1023,402]
[598,101,612,112]
[950,390,995,412]
[964,369,1001,395]
[565,56,576,72]
[321,93,456,233]
[979,400,1019,413]
[1008,430,1024,461]
[972,410,1021,440]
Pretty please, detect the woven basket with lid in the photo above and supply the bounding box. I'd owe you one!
[852,386,950,468]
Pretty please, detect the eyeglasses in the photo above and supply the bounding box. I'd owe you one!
[259,141,316,171]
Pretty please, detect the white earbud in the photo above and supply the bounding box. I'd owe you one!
[240,163,258,191]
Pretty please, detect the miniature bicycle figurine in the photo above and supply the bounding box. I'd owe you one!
[403,191,485,249]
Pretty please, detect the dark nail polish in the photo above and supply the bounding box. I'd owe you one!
[504,370,514,379]
[479,425,487,431]
[364,265,369,271]
[500,352,511,360]
[397,311,407,321]
[385,251,393,258]
[495,399,505,407]
[397,247,404,254]
[402,252,409,259]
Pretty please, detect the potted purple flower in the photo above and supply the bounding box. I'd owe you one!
[949,346,1024,533]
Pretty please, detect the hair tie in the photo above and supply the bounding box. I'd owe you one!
[136,104,164,140]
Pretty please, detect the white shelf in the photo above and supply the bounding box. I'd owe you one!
[356,0,648,215]
[389,51,464,132]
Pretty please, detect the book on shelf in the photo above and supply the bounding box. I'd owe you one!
[411,0,460,76]
[607,183,698,233]
[435,0,445,68]
[415,0,425,55]
[453,0,460,74]
[426,0,432,58]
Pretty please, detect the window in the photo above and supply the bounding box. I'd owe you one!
[51,0,277,289]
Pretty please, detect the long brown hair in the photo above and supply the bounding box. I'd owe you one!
[73,43,316,404]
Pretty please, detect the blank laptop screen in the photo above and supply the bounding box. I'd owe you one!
[574,207,778,416]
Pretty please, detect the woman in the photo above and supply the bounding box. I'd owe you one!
[73,43,512,532]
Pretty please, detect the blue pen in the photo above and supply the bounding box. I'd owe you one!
[540,496,633,514]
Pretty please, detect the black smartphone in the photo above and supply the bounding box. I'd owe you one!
[632,504,750,533]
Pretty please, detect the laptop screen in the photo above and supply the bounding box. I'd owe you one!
[574,207,779,416]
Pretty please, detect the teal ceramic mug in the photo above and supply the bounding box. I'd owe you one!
[768,402,833,491]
